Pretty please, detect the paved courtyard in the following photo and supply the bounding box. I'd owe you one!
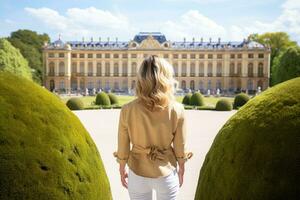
[74,109,236,200]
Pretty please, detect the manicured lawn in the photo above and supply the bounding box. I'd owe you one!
[61,95,234,109]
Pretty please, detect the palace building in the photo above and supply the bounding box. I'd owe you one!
[42,32,270,95]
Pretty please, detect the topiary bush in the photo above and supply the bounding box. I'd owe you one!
[0,72,112,200]
[66,98,84,110]
[195,77,300,200]
[95,92,111,106]
[233,92,250,109]
[107,93,118,105]
[190,92,205,106]
[215,99,233,111]
[182,93,192,105]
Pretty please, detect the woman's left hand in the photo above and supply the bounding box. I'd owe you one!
[119,164,128,189]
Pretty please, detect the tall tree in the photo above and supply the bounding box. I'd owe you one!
[8,29,50,84]
[0,38,32,80]
[273,46,300,84]
[248,32,298,85]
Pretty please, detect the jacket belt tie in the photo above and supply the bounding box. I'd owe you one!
[131,145,173,161]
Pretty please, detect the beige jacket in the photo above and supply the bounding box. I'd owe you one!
[113,98,193,178]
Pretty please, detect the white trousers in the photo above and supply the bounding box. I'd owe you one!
[128,168,180,200]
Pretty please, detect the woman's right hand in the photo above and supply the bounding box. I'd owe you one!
[178,164,185,187]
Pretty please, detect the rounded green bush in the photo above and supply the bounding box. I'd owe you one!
[95,92,111,106]
[0,72,112,200]
[195,77,300,200]
[107,93,118,105]
[182,93,192,105]
[190,92,205,106]
[233,92,250,109]
[215,99,233,111]
[66,98,84,110]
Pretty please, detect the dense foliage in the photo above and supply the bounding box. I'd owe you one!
[66,98,84,110]
[190,92,205,106]
[233,93,250,109]
[95,92,111,106]
[107,93,119,105]
[182,93,192,105]
[215,99,233,111]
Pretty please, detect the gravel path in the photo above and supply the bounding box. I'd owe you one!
[74,109,236,200]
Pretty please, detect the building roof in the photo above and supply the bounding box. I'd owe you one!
[46,32,268,50]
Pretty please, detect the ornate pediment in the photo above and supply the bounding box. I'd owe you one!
[137,35,163,49]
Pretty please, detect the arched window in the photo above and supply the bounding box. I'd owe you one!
[182,63,187,77]
[80,62,84,76]
[114,63,119,76]
[207,63,213,77]
[199,81,204,90]
[230,63,235,76]
[131,80,136,89]
[199,63,204,77]
[59,62,65,76]
[71,62,77,74]
[96,80,102,89]
[49,79,55,91]
[49,62,55,76]
[173,63,178,77]
[258,63,264,77]
[132,62,137,76]
[229,79,234,91]
[122,62,128,76]
[181,80,186,90]
[97,63,101,76]
[122,80,128,90]
[237,79,242,90]
[88,62,93,76]
[257,80,263,89]
[190,63,195,77]
[59,80,65,89]
[248,63,254,77]
[114,81,119,90]
[216,80,221,89]
[237,63,242,76]
[217,63,222,77]
[207,80,212,90]
[190,80,195,90]
[247,79,253,90]
[105,62,110,76]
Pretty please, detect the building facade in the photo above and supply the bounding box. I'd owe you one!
[43,32,270,95]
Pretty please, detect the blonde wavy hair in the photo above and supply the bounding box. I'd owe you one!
[135,55,178,111]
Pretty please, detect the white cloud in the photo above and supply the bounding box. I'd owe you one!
[24,0,300,43]
[25,7,136,41]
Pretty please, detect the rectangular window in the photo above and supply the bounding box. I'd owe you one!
[217,54,222,59]
[163,54,169,59]
[59,53,64,58]
[199,54,204,59]
[238,54,242,59]
[122,53,128,58]
[258,53,264,58]
[79,53,84,58]
[131,54,137,58]
[71,53,77,58]
[230,54,235,59]
[96,53,102,58]
[248,53,254,58]
[113,54,119,58]
[181,54,187,59]
[48,53,54,58]
[105,53,111,59]
[88,53,93,58]
[173,54,178,59]
[208,54,213,59]
[190,54,196,59]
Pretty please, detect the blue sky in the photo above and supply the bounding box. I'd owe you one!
[0,0,299,43]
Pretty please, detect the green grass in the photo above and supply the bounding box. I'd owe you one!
[61,95,233,110]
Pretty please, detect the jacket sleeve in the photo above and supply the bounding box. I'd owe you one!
[173,105,193,165]
[113,106,130,165]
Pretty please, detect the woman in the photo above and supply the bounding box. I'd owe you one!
[113,55,193,200]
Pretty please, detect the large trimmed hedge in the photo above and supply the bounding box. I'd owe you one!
[66,98,84,110]
[215,99,232,111]
[190,92,205,106]
[95,92,111,106]
[195,77,300,199]
[0,72,112,200]
[182,93,192,105]
[233,93,250,109]
[107,93,118,105]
